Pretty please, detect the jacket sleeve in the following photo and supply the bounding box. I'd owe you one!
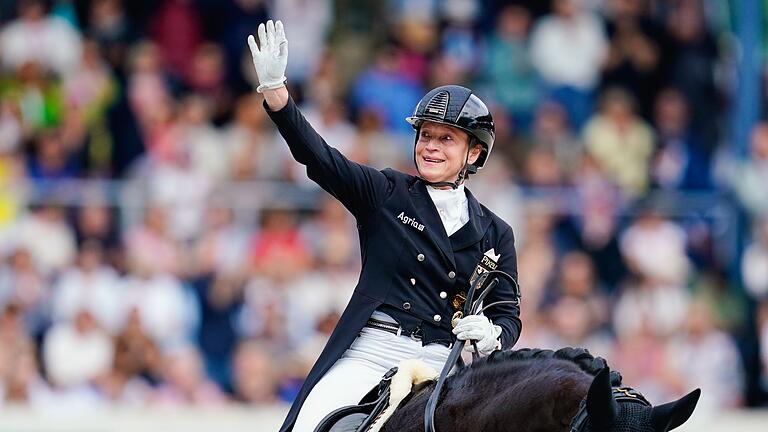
[485,227,522,349]
[265,97,393,219]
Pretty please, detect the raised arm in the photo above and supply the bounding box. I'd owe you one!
[247,20,392,219]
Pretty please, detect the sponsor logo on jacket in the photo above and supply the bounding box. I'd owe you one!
[397,212,425,231]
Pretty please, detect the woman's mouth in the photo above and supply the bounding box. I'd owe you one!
[422,156,445,165]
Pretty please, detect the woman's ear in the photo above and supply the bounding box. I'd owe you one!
[467,144,483,165]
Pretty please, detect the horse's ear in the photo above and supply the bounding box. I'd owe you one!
[585,366,618,430]
[650,389,701,431]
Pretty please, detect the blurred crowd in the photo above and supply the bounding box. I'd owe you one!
[0,0,767,416]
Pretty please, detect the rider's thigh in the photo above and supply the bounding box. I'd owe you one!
[292,355,386,432]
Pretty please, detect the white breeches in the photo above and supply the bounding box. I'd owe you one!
[292,326,451,432]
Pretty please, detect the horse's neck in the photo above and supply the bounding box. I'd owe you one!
[381,360,592,432]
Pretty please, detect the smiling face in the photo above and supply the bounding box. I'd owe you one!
[415,121,482,186]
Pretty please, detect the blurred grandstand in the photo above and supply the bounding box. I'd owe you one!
[0,0,767,428]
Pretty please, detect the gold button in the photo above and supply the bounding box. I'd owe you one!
[439,291,447,299]
[403,302,411,310]
[410,278,416,286]
[433,315,442,322]
[417,253,425,262]
[448,271,456,279]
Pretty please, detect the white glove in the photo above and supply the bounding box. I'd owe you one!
[247,20,288,93]
[452,315,502,355]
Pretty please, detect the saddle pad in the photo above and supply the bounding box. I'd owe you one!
[367,359,438,432]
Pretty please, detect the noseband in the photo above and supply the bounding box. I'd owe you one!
[424,269,521,432]
[569,386,652,432]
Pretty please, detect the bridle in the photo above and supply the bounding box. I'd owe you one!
[423,269,521,432]
[568,386,652,432]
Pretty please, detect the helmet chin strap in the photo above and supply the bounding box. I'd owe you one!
[413,134,477,190]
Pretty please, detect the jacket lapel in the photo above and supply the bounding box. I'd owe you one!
[450,187,492,251]
[409,180,456,268]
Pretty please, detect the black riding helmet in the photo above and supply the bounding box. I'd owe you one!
[406,85,495,189]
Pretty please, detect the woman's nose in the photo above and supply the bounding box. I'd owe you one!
[424,138,440,151]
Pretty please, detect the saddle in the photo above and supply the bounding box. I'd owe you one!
[314,359,439,432]
[313,367,398,432]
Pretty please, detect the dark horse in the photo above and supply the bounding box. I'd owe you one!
[377,347,700,432]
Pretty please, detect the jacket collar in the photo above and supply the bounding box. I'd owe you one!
[449,187,492,251]
[409,179,492,268]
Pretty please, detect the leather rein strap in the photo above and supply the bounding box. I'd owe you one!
[423,270,520,432]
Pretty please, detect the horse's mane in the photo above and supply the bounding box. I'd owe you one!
[468,347,623,386]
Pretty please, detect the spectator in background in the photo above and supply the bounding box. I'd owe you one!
[177,93,226,183]
[0,304,47,404]
[186,43,233,122]
[0,100,24,156]
[112,308,162,385]
[583,87,654,197]
[153,345,226,406]
[530,101,582,178]
[567,154,627,290]
[731,122,768,218]
[149,0,202,83]
[0,338,52,405]
[12,204,77,276]
[124,205,182,276]
[742,217,768,300]
[273,0,332,89]
[620,209,690,283]
[194,206,250,276]
[666,300,744,412]
[541,251,612,353]
[663,0,720,151]
[121,265,196,350]
[249,207,310,276]
[0,248,48,337]
[651,87,713,190]
[63,38,118,176]
[74,202,122,269]
[438,0,482,78]
[0,0,83,77]
[84,0,140,72]
[611,315,678,405]
[43,309,114,390]
[522,146,565,188]
[26,128,81,179]
[126,40,173,136]
[223,92,283,181]
[481,4,540,133]
[300,197,359,271]
[601,0,664,118]
[51,240,123,333]
[231,339,280,404]
[353,107,409,170]
[0,61,65,131]
[530,0,608,129]
[192,273,244,392]
[613,275,690,339]
[349,44,424,136]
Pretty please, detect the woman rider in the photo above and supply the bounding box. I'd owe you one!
[247,20,522,432]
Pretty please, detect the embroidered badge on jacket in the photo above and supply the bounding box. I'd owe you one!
[397,212,425,231]
[469,248,502,286]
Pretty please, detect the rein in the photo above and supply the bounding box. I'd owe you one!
[423,269,520,432]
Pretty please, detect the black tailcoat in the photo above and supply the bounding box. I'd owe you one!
[266,98,521,432]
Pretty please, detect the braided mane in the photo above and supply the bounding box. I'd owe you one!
[475,347,624,386]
